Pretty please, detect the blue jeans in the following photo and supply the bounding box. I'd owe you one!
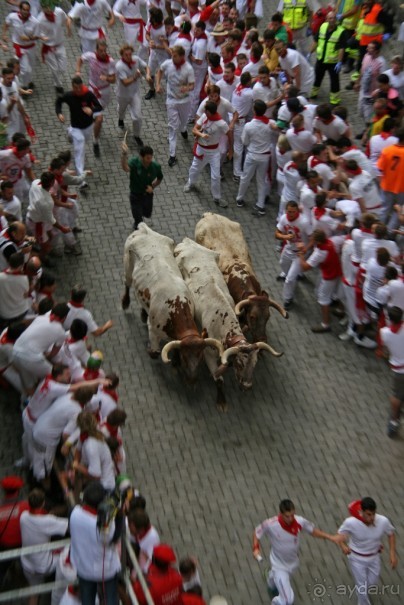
[78,575,119,605]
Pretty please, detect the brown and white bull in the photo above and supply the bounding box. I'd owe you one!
[121,224,223,383]
[195,213,288,342]
[174,237,282,409]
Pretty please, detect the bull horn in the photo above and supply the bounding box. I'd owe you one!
[161,340,181,363]
[255,342,284,357]
[220,346,240,365]
[204,338,224,357]
[268,299,289,319]
[235,299,251,316]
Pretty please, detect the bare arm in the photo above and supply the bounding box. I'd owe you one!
[389,533,398,569]
[92,319,113,337]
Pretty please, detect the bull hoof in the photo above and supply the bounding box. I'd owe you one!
[216,401,228,413]
[140,309,148,323]
[121,294,130,310]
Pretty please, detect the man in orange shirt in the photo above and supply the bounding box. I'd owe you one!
[377,127,404,232]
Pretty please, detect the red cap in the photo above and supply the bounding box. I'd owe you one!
[153,544,176,564]
[0,475,24,492]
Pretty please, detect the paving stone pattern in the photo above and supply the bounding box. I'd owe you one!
[0,1,403,604]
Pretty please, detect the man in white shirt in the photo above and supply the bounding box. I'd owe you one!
[252,65,282,118]
[63,284,113,337]
[231,71,253,181]
[380,306,404,437]
[236,100,271,216]
[128,509,160,573]
[70,481,121,604]
[0,68,27,141]
[155,45,195,167]
[345,160,382,216]
[114,44,147,145]
[0,181,22,222]
[313,104,349,143]
[274,40,314,96]
[12,302,69,392]
[76,40,116,111]
[0,138,34,203]
[183,100,230,208]
[189,21,208,120]
[37,4,70,94]
[367,118,398,178]
[3,1,39,89]
[113,0,147,50]
[68,0,115,54]
[286,114,316,154]
[20,488,68,587]
[216,62,239,102]
[335,497,397,604]
[377,266,404,312]
[360,223,399,270]
[0,251,29,329]
[253,499,338,604]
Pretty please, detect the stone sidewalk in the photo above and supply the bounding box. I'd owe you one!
[0,1,403,604]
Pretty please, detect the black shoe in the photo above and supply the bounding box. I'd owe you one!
[355,131,365,140]
[168,156,177,167]
[118,119,124,129]
[72,226,83,234]
[134,136,144,147]
[55,86,64,95]
[251,204,266,216]
[236,199,245,207]
[276,274,286,282]
[181,130,188,139]
[93,143,100,158]
[283,299,293,310]
[144,89,155,100]
[345,82,354,90]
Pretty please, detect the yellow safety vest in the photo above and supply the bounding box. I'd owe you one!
[341,0,360,30]
[316,22,345,63]
[283,0,308,30]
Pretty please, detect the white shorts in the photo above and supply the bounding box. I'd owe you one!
[317,277,341,306]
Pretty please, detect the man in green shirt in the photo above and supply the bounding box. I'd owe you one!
[121,143,163,229]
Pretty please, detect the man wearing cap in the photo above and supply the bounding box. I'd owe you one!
[133,543,183,605]
[253,499,339,604]
[0,476,28,583]
[207,23,228,55]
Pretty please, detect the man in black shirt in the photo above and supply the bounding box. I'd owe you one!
[55,76,103,177]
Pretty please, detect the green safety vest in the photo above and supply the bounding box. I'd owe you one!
[316,22,345,63]
[341,0,360,30]
[283,0,308,30]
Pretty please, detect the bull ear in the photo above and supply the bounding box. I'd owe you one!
[201,328,208,339]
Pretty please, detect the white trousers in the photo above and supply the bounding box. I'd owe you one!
[188,147,221,199]
[167,102,190,157]
[342,281,361,325]
[268,569,294,605]
[43,46,67,88]
[2,366,23,393]
[32,438,57,480]
[52,205,77,250]
[22,408,34,465]
[79,37,99,54]
[117,94,142,135]
[123,23,142,49]
[233,120,246,177]
[281,249,301,302]
[189,66,207,119]
[18,46,36,87]
[237,152,270,208]
[348,554,380,605]
[12,351,51,392]
[68,125,93,174]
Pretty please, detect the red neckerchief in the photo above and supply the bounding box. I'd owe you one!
[189,7,200,18]
[39,375,53,393]
[207,112,222,121]
[82,504,97,515]
[249,55,259,64]
[67,335,87,344]
[286,162,298,170]
[122,58,135,68]
[80,431,89,443]
[174,58,186,70]
[278,514,302,535]
[224,76,235,85]
[73,85,90,96]
[103,387,118,402]
[223,56,233,65]
[178,32,192,41]
[104,422,118,438]
[380,132,391,140]
[52,172,63,185]
[150,22,163,30]
[96,52,110,64]
[83,368,100,380]
[29,506,47,515]
[18,12,30,21]
[361,227,373,234]
[347,167,362,176]
[68,586,78,596]
[0,331,13,345]
[254,116,269,124]
[49,314,63,323]
[210,66,223,74]
[234,83,248,96]
[235,67,242,76]
[136,524,152,541]
[194,32,207,40]
[309,185,318,193]
[348,500,366,523]
[314,207,326,220]
[286,210,299,221]
[12,146,25,159]
[390,322,403,334]
[86,0,96,6]
[44,11,55,22]
[69,300,84,308]
[310,156,324,167]
[293,127,305,134]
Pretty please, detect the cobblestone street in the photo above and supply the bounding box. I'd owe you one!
[0,0,403,603]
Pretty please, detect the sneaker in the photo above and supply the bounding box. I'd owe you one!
[55,86,64,95]
[93,143,100,158]
[180,130,188,140]
[214,198,228,208]
[168,156,177,167]
[354,335,377,349]
[236,199,245,207]
[311,324,331,333]
[65,243,82,256]
[387,419,400,438]
[134,136,144,147]
[338,327,355,341]
[144,89,155,100]
[183,182,193,193]
[276,273,286,282]
[267,586,279,599]
[339,316,348,327]
[251,204,266,216]
[233,175,240,183]
[118,119,124,129]
[283,299,293,310]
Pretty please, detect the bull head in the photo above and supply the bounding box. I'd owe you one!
[161,337,223,363]
[234,294,288,342]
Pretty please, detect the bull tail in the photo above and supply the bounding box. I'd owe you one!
[123,237,136,288]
